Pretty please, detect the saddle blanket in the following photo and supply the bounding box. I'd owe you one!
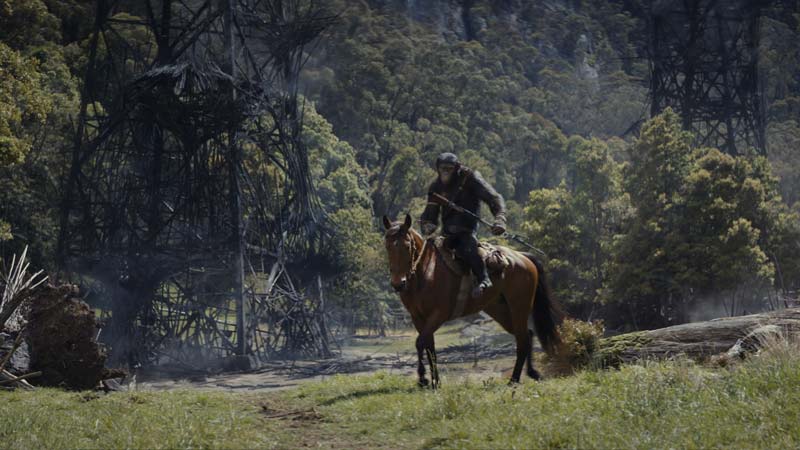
[432,236,510,277]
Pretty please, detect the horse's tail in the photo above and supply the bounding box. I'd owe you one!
[523,253,564,355]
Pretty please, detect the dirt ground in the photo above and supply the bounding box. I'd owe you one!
[134,318,524,392]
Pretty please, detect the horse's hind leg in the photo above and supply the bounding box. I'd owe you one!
[505,287,537,384]
[510,327,531,383]
[525,329,541,380]
[484,300,532,383]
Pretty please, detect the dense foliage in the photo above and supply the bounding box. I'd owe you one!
[0,0,79,258]
[1,0,798,332]
[301,1,800,330]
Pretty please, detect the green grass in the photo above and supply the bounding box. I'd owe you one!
[285,344,800,449]
[0,390,290,449]
[2,342,799,449]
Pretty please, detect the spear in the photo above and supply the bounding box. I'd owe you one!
[430,192,547,257]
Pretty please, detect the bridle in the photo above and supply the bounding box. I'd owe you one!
[388,228,428,285]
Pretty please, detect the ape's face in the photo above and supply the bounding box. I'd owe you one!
[438,164,456,184]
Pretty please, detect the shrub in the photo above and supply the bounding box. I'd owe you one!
[545,318,605,375]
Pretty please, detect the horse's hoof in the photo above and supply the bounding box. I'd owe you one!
[418,378,430,388]
[508,378,521,386]
[528,369,541,381]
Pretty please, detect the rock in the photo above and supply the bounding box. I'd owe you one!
[0,331,30,375]
[100,377,126,392]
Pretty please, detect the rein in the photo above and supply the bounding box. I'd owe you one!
[407,233,428,279]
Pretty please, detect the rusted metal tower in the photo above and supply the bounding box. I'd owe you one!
[648,0,768,155]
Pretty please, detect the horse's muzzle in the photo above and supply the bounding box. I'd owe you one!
[391,278,407,292]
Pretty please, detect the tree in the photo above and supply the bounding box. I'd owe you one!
[523,136,627,318]
[0,44,51,168]
[302,103,392,333]
[608,110,794,329]
[0,0,79,262]
[0,0,60,50]
[0,43,52,243]
[676,149,777,315]
[605,109,696,328]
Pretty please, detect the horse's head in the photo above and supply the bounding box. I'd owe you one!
[382,213,418,292]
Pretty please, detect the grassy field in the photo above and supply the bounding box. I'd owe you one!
[2,339,799,449]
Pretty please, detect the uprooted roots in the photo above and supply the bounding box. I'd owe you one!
[25,284,125,389]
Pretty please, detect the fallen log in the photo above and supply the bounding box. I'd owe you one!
[0,369,36,390]
[593,308,800,367]
[0,370,41,386]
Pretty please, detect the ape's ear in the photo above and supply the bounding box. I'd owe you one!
[401,213,412,231]
[382,215,392,230]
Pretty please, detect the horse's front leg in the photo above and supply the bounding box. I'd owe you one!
[414,328,442,389]
[415,312,446,389]
[416,331,441,389]
[425,333,440,389]
[415,334,429,387]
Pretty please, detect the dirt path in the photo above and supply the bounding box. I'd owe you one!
[134,318,522,392]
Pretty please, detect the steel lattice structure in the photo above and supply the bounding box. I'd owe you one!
[648,0,768,155]
[57,0,338,368]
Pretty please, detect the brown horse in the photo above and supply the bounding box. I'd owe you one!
[382,214,562,387]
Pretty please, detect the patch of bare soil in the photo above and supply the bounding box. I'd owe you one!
[137,320,522,392]
[255,397,369,449]
[135,351,414,391]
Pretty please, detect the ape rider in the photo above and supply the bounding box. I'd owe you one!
[420,152,507,298]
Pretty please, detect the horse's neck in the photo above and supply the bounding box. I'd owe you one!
[410,231,424,255]
[410,233,437,292]
[414,230,429,257]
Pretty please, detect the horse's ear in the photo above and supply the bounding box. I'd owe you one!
[402,213,412,231]
[382,215,392,230]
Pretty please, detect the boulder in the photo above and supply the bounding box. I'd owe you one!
[0,331,30,375]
